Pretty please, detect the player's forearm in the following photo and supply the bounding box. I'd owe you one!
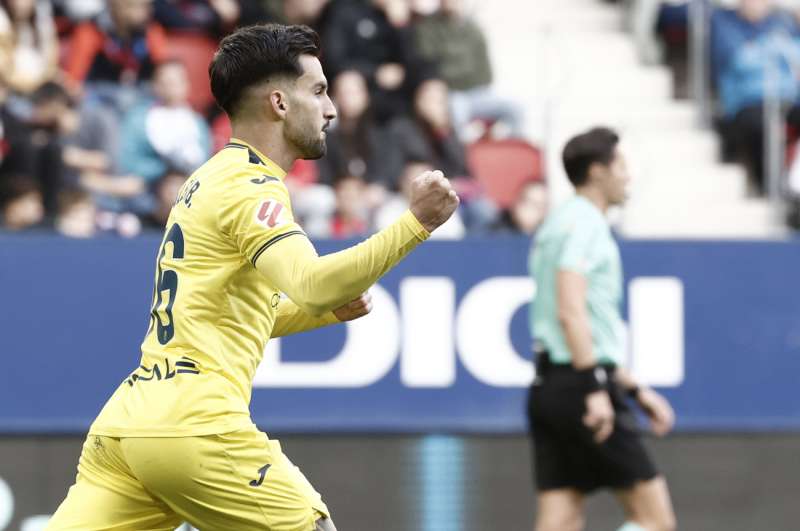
[560,313,596,369]
[258,210,429,316]
[271,299,339,338]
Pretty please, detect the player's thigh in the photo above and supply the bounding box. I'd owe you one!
[122,429,329,531]
[47,436,182,531]
[535,488,585,531]
[615,476,676,531]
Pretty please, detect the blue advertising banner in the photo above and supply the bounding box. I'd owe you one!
[1,235,799,433]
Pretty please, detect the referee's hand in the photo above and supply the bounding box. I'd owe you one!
[637,387,675,437]
[584,390,615,443]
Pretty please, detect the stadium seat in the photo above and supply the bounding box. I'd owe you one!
[466,139,544,208]
[165,31,218,114]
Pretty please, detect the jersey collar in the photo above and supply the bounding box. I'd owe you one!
[226,138,288,180]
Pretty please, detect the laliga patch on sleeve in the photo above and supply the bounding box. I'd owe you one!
[255,200,287,228]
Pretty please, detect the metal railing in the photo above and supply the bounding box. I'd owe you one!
[688,0,786,208]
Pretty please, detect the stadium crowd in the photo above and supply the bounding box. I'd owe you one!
[0,0,546,238]
[626,0,800,221]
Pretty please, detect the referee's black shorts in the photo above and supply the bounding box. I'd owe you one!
[527,353,658,493]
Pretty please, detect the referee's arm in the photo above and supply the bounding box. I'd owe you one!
[556,269,596,369]
[558,268,615,442]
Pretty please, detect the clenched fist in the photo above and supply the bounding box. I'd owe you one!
[409,170,460,233]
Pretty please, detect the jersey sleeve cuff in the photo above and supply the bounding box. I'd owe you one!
[251,229,306,266]
[321,311,340,324]
[401,210,431,241]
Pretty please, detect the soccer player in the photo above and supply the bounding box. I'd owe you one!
[527,127,676,531]
[46,24,459,531]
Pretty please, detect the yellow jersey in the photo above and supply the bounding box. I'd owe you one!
[90,139,428,437]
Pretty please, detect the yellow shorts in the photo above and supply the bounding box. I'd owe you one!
[46,427,330,531]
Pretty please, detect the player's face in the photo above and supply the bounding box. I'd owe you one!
[603,148,631,205]
[284,55,337,160]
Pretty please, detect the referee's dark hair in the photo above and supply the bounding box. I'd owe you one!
[209,24,321,117]
[562,127,620,187]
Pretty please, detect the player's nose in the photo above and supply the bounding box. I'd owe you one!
[323,94,337,121]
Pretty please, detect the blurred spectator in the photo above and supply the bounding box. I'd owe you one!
[321,69,393,214]
[628,0,690,97]
[0,80,35,187]
[412,0,524,139]
[142,171,185,228]
[385,77,468,179]
[65,0,167,112]
[490,180,548,235]
[55,187,96,237]
[29,81,151,220]
[385,77,498,230]
[52,0,104,23]
[374,159,465,238]
[153,0,268,37]
[27,81,72,216]
[119,60,211,184]
[260,0,328,26]
[329,174,369,238]
[0,0,59,96]
[0,175,44,230]
[712,0,800,193]
[318,0,433,122]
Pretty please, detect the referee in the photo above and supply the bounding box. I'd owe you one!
[527,127,676,531]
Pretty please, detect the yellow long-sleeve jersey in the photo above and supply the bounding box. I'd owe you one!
[90,139,429,437]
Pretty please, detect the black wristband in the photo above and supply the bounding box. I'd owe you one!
[575,365,607,393]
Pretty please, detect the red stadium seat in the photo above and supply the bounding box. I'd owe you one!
[466,139,544,208]
[165,31,218,113]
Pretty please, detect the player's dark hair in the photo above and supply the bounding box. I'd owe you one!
[562,127,619,187]
[209,24,321,117]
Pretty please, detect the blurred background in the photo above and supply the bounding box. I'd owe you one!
[1,0,800,529]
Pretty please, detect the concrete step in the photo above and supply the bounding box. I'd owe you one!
[622,200,786,238]
[631,164,748,203]
[481,1,622,32]
[559,68,673,103]
[555,100,698,131]
[631,130,721,168]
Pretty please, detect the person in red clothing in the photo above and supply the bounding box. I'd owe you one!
[329,174,369,239]
[65,0,167,104]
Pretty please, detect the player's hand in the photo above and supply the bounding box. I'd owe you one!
[637,387,675,437]
[332,292,373,322]
[409,170,460,233]
[583,390,615,443]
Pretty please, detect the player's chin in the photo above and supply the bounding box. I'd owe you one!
[300,141,327,161]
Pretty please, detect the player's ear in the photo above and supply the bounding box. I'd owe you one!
[269,89,289,120]
[586,161,606,184]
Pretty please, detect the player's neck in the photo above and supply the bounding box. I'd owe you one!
[230,122,297,173]
[576,187,609,215]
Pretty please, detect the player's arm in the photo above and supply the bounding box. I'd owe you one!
[256,171,457,317]
[271,293,373,337]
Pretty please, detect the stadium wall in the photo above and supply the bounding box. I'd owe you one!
[2,236,799,433]
[1,434,799,531]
